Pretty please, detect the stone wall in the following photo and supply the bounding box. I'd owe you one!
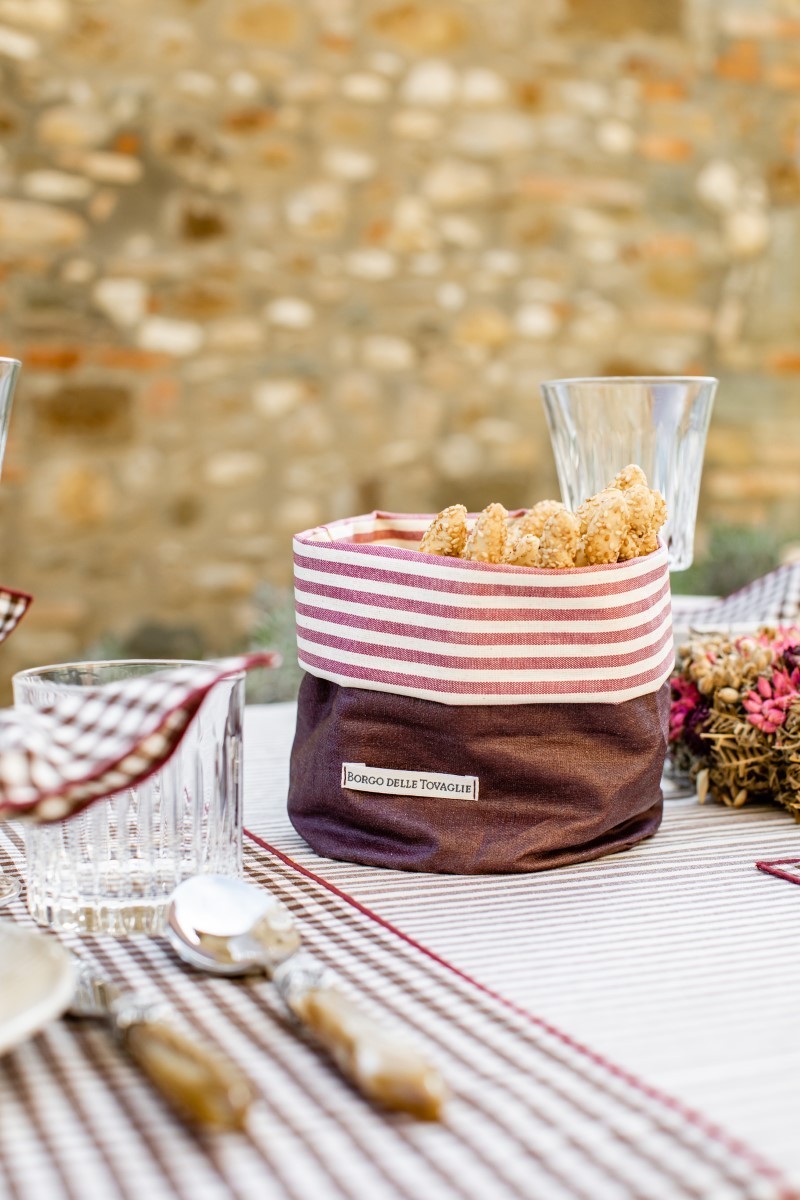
[0,0,799,682]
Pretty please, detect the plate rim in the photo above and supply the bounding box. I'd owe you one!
[0,924,75,1056]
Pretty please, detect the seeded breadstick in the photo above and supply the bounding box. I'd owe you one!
[462,502,508,564]
[651,490,667,530]
[636,489,667,555]
[539,509,580,569]
[623,484,655,536]
[419,505,468,557]
[581,487,629,564]
[503,532,540,567]
[613,464,648,491]
[515,499,565,539]
[576,491,607,538]
[617,527,640,561]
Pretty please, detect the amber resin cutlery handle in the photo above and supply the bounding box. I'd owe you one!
[273,957,446,1120]
[121,1018,254,1130]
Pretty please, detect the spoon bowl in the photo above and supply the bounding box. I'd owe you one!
[167,875,300,977]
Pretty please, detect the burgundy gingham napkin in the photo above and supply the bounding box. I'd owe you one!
[0,585,31,644]
[678,562,800,628]
[0,652,277,823]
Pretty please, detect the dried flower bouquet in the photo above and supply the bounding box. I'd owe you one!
[670,626,800,818]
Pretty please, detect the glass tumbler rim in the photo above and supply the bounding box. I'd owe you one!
[13,658,246,688]
[0,357,21,368]
[541,375,718,388]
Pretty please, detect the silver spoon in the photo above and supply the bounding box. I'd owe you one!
[166,875,446,1120]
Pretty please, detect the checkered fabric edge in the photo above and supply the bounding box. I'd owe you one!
[0,585,32,644]
[0,652,278,823]
[679,563,800,628]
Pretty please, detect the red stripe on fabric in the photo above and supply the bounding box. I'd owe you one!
[296,620,674,673]
[295,599,673,647]
[294,550,667,600]
[243,830,792,1196]
[755,859,800,885]
[295,576,672,624]
[297,644,675,695]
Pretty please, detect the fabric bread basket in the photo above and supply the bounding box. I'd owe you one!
[288,511,673,874]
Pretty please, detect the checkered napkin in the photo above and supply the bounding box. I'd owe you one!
[0,652,278,823]
[0,826,789,1200]
[0,585,31,644]
[677,562,800,627]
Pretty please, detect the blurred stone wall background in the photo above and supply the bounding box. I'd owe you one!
[0,0,799,687]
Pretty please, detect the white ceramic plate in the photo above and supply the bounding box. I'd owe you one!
[0,923,75,1056]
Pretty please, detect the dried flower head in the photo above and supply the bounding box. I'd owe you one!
[743,670,798,734]
[670,624,800,820]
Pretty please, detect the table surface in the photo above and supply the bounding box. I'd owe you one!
[246,703,800,1189]
[2,699,800,1200]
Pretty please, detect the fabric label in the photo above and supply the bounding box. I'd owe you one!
[341,763,479,801]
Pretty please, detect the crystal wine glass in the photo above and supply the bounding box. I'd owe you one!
[540,376,717,571]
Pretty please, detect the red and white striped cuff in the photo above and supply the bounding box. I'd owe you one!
[294,512,674,706]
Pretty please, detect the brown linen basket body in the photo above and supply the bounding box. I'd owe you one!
[288,512,673,875]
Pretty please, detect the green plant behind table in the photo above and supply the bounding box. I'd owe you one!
[246,584,302,703]
[671,525,785,598]
[82,591,301,704]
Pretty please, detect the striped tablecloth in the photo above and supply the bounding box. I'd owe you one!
[244,703,800,1194]
[1,702,798,1199]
